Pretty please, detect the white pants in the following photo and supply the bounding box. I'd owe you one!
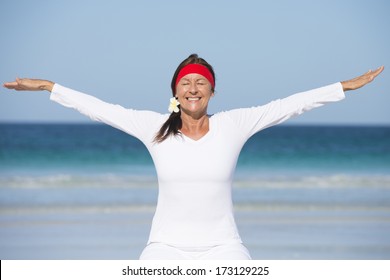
[139,242,251,260]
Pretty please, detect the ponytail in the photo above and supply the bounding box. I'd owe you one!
[154,111,182,143]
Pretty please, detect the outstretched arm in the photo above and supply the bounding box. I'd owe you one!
[226,65,385,139]
[3,78,165,142]
[3,66,384,93]
[3,78,54,92]
[341,66,384,91]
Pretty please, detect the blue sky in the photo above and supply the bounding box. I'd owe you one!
[1,0,389,125]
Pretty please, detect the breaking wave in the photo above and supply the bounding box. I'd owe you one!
[1,173,389,189]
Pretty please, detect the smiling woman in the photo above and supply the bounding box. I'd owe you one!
[2,54,384,260]
[154,54,216,143]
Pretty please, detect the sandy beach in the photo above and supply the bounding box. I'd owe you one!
[1,196,389,260]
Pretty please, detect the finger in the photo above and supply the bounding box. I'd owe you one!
[357,70,371,81]
[3,81,18,89]
[360,67,380,81]
[372,65,384,77]
[365,66,384,82]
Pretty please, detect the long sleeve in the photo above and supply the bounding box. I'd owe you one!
[50,84,166,142]
[225,82,345,139]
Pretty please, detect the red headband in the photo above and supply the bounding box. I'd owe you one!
[175,64,215,88]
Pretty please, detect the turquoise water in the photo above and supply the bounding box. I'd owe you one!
[1,124,389,176]
[0,123,389,259]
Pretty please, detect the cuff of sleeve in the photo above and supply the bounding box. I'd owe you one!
[49,83,64,102]
[50,83,60,94]
[333,82,346,101]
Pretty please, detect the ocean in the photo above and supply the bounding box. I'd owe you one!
[0,123,389,259]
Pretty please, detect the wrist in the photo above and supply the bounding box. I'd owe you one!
[40,80,54,92]
[340,81,351,92]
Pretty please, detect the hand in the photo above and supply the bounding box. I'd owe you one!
[3,78,54,92]
[341,66,384,91]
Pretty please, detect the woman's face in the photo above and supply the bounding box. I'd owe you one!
[175,73,214,118]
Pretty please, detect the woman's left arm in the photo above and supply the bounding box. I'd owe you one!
[226,66,384,139]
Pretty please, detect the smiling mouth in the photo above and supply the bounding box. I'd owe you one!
[186,97,201,101]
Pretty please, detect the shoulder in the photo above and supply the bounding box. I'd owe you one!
[129,110,169,129]
[132,110,168,120]
[209,108,251,128]
[211,107,262,121]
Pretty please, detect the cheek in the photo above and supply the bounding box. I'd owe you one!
[205,90,214,100]
[174,87,186,98]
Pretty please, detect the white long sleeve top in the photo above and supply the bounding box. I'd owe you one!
[50,82,345,247]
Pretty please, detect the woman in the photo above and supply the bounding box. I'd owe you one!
[3,54,384,260]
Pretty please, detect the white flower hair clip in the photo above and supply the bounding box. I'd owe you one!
[168,97,180,113]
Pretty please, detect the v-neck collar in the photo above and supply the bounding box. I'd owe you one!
[179,116,214,144]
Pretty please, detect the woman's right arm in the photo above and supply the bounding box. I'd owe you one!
[3,78,165,141]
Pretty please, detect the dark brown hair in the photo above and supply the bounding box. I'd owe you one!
[153,54,216,143]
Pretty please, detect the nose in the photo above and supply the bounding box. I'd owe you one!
[189,82,198,94]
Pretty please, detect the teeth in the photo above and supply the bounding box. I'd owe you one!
[187,97,201,101]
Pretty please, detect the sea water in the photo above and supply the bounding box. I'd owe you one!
[0,123,389,259]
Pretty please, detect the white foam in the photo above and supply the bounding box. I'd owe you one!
[234,174,390,189]
[0,174,157,189]
[1,173,389,189]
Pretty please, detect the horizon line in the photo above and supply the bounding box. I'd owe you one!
[0,121,389,127]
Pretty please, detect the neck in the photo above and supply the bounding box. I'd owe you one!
[180,112,209,140]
